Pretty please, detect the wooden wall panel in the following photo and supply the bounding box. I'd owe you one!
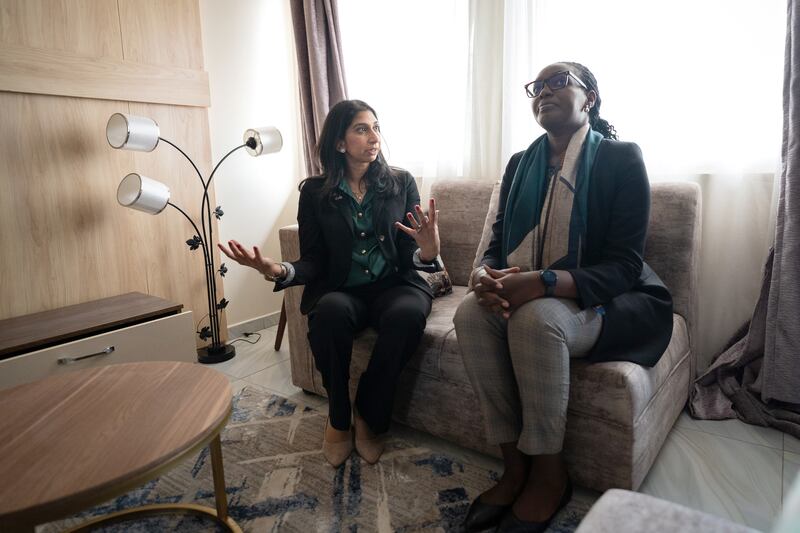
[118,0,204,69]
[0,0,122,58]
[0,45,210,107]
[0,0,226,345]
[0,93,148,316]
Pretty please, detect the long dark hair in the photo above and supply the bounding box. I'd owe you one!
[562,62,618,140]
[299,99,399,200]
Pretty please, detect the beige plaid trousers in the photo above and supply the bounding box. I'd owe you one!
[453,292,602,455]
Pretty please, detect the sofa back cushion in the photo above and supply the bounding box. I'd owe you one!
[645,182,701,343]
[472,181,503,271]
[430,179,496,286]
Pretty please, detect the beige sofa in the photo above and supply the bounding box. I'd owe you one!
[279,178,701,492]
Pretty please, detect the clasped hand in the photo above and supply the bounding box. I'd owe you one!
[395,198,440,262]
[473,267,543,319]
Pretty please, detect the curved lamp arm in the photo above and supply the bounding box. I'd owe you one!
[108,113,283,364]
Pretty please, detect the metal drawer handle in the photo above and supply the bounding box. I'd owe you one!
[57,346,115,365]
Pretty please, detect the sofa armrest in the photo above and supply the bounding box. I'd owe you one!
[278,225,325,395]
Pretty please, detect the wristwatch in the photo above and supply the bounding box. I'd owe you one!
[539,269,558,297]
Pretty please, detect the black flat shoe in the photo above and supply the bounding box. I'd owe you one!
[463,495,511,532]
[497,479,573,533]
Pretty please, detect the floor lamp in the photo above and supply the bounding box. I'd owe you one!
[106,113,282,364]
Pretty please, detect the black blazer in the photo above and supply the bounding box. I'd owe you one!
[275,170,437,314]
[482,140,673,367]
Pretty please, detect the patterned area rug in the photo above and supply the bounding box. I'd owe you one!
[42,387,590,532]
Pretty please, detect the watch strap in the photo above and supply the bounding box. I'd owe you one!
[540,269,557,297]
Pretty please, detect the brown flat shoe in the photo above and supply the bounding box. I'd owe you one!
[353,409,384,464]
[322,418,353,467]
[355,433,384,464]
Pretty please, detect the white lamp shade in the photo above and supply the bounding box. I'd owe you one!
[117,173,170,214]
[106,113,160,152]
[244,126,282,156]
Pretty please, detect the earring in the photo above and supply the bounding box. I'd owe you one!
[338,147,346,153]
[584,104,591,112]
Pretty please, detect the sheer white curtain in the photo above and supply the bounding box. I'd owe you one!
[338,0,470,184]
[500,1,784,172]
[338,0,786,369]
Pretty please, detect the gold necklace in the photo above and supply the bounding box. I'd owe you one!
[350,179,366,202]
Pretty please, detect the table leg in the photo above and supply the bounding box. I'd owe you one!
[58,433,241,533]
[209,433,229,522]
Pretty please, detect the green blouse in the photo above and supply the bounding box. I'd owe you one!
[338,180,390,287]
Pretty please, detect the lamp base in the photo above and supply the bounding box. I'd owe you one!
[197,344,236,364]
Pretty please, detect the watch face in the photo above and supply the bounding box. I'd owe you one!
[542,270,557,286]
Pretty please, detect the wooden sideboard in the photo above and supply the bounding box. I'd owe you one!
[0,292,196,390]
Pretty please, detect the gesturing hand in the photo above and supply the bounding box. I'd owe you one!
[218,240,283,279]
[395,198,440,262]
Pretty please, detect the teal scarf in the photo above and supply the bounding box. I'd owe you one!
[501,128,603,269]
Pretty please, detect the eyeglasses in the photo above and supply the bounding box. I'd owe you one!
[524,71,588,98]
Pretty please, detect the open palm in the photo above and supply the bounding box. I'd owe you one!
[395,198,440,262]
[218,240,282,279]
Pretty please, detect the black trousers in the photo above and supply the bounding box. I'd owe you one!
[307,276,432,434]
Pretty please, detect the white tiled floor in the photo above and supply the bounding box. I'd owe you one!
[639,424,782,531]
[213,325,799,532]
[787,433,800,455]
[785,452,800,507]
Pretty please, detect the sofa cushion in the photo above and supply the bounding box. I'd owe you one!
[472,180,502,270]
[353,286,470,383]
[645,183,701,343]
[409,286,471,383]
[431,180,496,286]
[394,294,689,428]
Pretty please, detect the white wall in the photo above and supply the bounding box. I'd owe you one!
[199,0,304,327]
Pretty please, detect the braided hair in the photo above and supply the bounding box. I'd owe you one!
[562,62,618,140]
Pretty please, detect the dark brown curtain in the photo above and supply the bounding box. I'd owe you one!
[690,0,800,437]
[290,0,348,177]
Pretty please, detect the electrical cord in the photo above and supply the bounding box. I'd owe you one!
[229,331,261,345]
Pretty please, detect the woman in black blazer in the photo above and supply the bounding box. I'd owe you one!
[453,63,673,532]
[220,100,442,467]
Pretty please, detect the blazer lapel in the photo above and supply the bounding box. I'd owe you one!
[372,193,386,236]
[331,191,355,236]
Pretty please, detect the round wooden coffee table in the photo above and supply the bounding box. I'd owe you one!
[0,361,240,532]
